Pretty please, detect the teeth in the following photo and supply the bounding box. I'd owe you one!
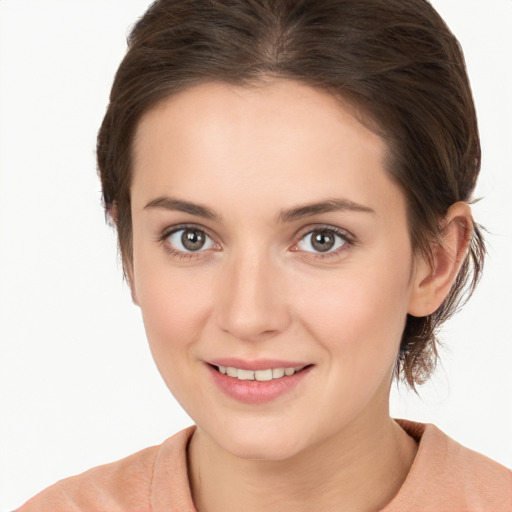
[237,369,255,380]
[272,368,285,379]
[255,369,272,381]
[226,367,238,377]
[217,365,306,381]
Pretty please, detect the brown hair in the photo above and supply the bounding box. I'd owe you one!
[97,0,485,391]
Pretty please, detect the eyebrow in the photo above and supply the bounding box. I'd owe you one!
[144,197,221,220]
[143,196,375,222]
[278,198,375,222]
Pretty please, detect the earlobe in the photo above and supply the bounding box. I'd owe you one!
[110,203,140,307]
[130,283,139,307]
[408,202,473,317]
[125,264,139,307]
[107,201,119,228]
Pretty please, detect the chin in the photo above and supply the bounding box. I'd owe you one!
[225,439,303,462]
[209,420,308,461]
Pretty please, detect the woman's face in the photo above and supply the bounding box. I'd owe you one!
[130,80,423,460]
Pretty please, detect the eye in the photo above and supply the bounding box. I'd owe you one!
[165,227,217,253]
[296,227,349,255]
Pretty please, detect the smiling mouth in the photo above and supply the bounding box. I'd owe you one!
[211,364,311,381]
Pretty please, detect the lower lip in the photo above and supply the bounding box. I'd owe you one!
[206,364,313,404]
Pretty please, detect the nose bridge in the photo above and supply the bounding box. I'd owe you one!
[215,242,289,341]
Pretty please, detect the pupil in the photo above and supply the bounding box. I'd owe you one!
[182,229,205,251]
[311,230,335,252]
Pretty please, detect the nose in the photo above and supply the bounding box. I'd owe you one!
[214,248,291,342]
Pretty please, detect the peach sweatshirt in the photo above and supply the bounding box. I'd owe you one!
[18,419,512,512]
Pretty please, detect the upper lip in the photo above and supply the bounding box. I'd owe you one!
[207,358,311,371]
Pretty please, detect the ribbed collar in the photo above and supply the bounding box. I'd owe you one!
[150,420,512,512]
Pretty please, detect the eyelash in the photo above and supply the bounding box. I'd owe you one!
[157,224,218,261]
[294,225,354,260]
[157,223,354,261]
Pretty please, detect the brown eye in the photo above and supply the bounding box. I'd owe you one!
[311,230,335,252]
[181,229,206,251]
[297,228,347,254]
[166,227,216,253]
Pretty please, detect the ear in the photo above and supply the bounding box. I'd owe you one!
[106,201,119,228]
[124,261,140,307]
[408,202,473,317]
[111,202,140,307]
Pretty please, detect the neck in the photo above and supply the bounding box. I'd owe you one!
[187,413,418,512]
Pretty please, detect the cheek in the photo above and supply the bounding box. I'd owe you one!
[138,270,212,344]
[134,265,216,409]
[132,236,215,376]
[298,259,412,372]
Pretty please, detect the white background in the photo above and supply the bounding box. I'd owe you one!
[0,0,511,509]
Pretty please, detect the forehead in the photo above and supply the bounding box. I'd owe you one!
[133,79,384,157]
[131,79,405,220]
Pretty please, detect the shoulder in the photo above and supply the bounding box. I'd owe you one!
[385,419,512,511]
[17,445,159,512]
[16,426,196,512]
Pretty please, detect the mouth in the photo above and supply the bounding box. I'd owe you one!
[210,364,311,381]
[206,360,314,404]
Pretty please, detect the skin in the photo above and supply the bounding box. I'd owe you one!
[128,79,471,512]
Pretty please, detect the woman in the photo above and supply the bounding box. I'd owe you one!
[15,0,512,510]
